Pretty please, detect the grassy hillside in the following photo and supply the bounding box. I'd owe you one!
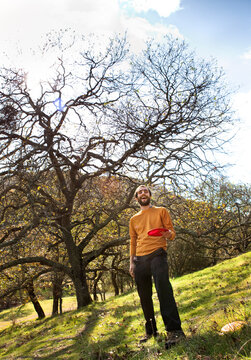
[0,252,250,360]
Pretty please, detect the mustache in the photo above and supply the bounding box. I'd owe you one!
[138,197,151,205]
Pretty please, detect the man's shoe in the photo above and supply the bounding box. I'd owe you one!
[139,332,159,343]
[165,330,186,349]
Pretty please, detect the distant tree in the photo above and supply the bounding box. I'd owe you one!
[0,33,235,308]
[192,178,251,257]
[155,178,250,275]
[87,246,132,299]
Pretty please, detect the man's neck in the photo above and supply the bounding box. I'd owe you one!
[140,204,152,211]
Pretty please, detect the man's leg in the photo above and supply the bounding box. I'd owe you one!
[151,252,182,332]
[151,252,186,348]
[134,259,158,337]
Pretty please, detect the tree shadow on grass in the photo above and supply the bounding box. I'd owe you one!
[1,303,250,360]
[11,304,142,360]
[0,304,34,322]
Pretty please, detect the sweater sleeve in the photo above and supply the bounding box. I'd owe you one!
[161,208,176,240]
[129,218,137,256]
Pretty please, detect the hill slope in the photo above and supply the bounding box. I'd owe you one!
[0,252,250,360]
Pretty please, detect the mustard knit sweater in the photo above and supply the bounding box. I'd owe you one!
[129,206,176,257]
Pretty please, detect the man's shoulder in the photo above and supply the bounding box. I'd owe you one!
[152,206,170,217]
[152,206,167,212]
[130,210,142,220]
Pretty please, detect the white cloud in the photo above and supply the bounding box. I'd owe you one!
[121,16,182,52]
[0,0,122,49]
[233,90,251,122]
[67,0,118,13]
[221,90,251,184]
[0,0,184,94]
[241,48,251,60]
[0,0,124,68]
[66,0,121,33]
[120,0,182,17]
[0,0,183,66]
[0,0,65,42]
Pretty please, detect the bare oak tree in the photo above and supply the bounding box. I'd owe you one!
[0,34,234,308]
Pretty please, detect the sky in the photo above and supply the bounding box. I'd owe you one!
[0,0,250,185]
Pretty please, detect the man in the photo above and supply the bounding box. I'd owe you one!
[129,185,185,349]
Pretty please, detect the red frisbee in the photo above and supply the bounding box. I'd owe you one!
[148,228,170,236]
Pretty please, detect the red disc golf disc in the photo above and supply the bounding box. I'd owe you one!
[148,228,170,236]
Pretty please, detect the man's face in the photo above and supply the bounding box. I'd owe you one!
[136,186,151,206]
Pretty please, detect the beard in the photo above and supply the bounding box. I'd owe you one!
[138,197,151,206]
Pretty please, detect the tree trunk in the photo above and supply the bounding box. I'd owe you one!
[93,272,103,301]
[71,261,92,308]
[93,284,98,301]
[59,297,63,314]
[111,271,119,296]
[52,272,64,315]
[74,274,92,307]
[61,222,92,308]
[119,276,124,294]
[25,279,45,319]
[52,295,59,316]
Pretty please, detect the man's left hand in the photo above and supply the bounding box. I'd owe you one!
[161,230,172,240]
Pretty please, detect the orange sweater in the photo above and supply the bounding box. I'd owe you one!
[129,206,176,256]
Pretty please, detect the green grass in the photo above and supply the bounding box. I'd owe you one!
[0,296,77,328]
[0,252,250,360]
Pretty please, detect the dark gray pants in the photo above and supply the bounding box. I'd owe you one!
[134,248,182,335]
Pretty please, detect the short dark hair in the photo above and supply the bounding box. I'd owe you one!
[134,185,152,198]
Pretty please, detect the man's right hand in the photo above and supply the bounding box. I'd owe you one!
[129,262,135,278]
